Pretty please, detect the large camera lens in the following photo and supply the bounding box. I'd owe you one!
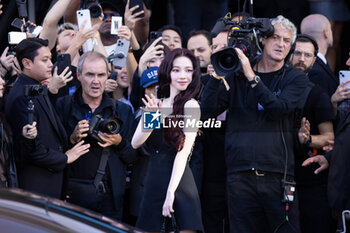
[99,118,121,134]
[211,47,241,76]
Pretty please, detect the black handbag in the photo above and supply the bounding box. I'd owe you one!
[160,213,179,233]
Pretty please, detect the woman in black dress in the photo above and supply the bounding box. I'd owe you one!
[132,48,203,232]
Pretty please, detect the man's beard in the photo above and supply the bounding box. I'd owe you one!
[294,62,312,74]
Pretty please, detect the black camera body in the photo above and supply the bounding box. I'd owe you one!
[211,17,274,76]
[81,0,102,18]
[23,84,46,125]
[88,114,122,143]
[23,84,46,98]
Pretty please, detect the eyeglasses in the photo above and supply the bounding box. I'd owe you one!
[293,50,314,59]
[103,12,120,20]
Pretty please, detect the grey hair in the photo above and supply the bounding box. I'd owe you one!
[57,22,78,36]
[77,51,110,75]
[271,15,297,43]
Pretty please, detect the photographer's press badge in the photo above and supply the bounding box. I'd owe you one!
[143,110,161,129]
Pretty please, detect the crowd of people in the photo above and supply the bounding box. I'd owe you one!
[0,0,350,232]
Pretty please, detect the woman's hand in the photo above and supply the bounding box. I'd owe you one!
[162,191,175,217]
[141,93,162,112]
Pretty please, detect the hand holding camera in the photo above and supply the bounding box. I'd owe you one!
[70,119,90,144]
[22,122,37,140]
[97,132,122,148]
[234,48,256,81]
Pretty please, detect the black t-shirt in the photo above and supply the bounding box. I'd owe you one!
[295,84,334,185]
[256,69,281,88]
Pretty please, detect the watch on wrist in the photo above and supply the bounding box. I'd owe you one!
[249,75,261,85]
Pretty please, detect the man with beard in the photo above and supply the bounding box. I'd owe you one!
[187,30,212,75]
[290,34,336,233]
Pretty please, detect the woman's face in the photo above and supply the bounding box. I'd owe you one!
[170,56,193,94]
[114,66,129,89]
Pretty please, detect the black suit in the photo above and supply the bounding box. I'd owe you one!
[5,74,68,198]
[309,56,339,97]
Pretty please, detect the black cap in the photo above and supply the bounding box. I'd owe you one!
[99,0,123,14]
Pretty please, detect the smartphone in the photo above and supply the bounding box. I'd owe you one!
[149,31,162,42]
[129,0,145,18]
[11,18,43,37]
[76,9,94,52]
[8,31,27,45]
[56,54,71,75]
[111,39,130,69]
[339,70,350,88]
[11,18,24,30]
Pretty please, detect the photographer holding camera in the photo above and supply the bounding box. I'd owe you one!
[55,51,137,220]
[5,38,90,199]
[201,15,308,232]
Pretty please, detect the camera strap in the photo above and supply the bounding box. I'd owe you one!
[93,147,110,190]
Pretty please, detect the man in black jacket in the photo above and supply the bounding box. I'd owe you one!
[301,14,339,98]
[5,38,90,199]
[290,34,336,233]
[201,15,308,232]
[55,51,137,220]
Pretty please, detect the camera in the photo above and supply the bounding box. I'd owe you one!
[88,114,122,143]
[23,84,46,124]
[81,0,102,18]
[23,84,46,98]
[210,16,274,76]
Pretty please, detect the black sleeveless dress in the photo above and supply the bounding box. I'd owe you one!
[136,128,203,232]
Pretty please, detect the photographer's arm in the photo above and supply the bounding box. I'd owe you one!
[234,48,308,120]
[40,0,72,50]
[200,76,229,120]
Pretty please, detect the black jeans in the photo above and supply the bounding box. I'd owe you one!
[227,171,301,233]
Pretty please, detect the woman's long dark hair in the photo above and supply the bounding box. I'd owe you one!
[157,48,200,151]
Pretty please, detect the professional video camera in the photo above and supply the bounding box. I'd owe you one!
[23,84,47,124]
[81,0,102,18]
[210,15,274,76]
[88,115,122,143]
